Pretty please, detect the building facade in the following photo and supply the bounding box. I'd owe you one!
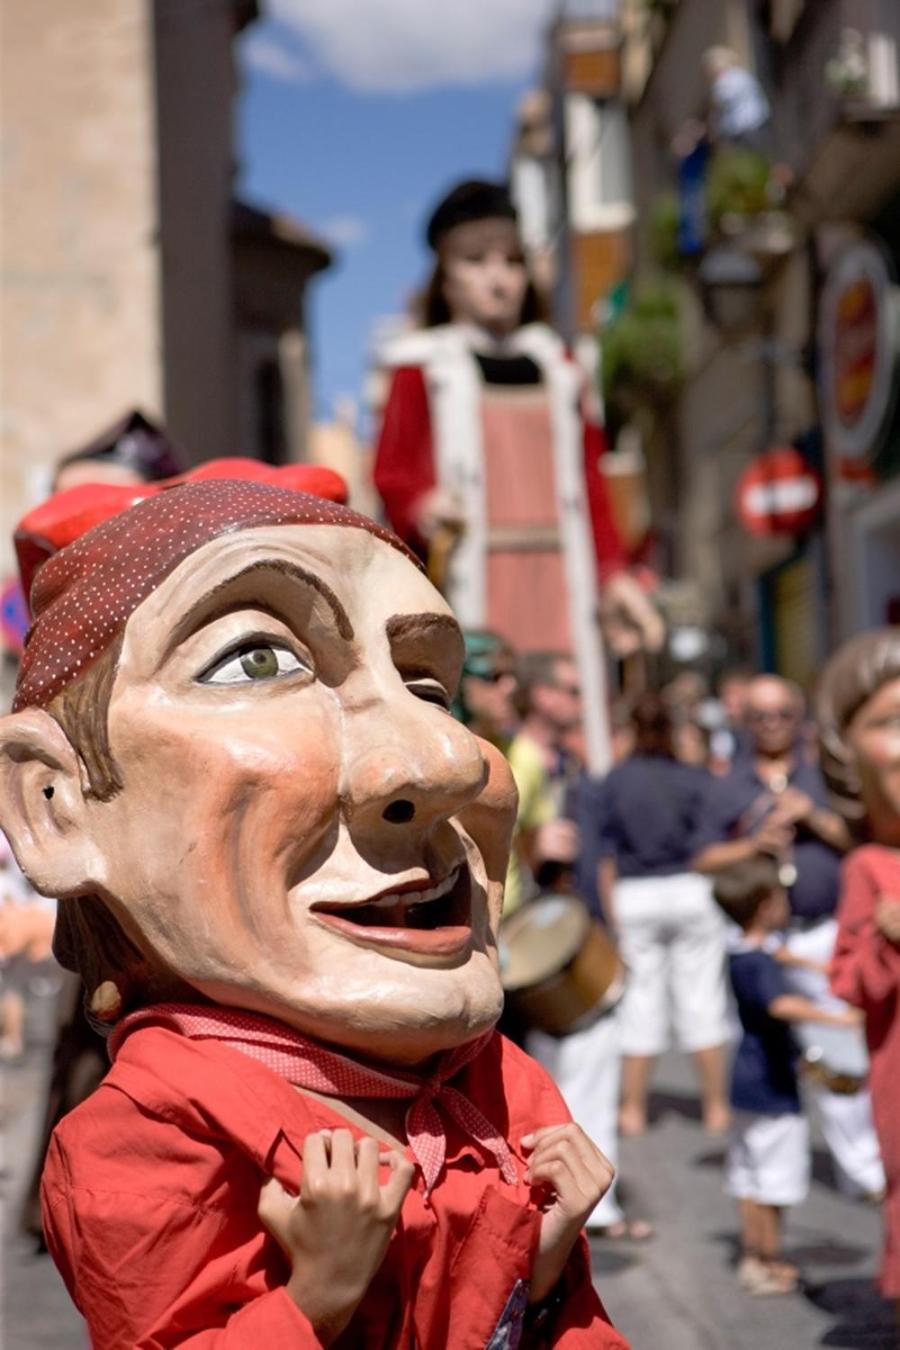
[1,0,331,576]
[617,0,900,683]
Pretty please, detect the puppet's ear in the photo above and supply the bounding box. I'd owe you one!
[0,709,106,897]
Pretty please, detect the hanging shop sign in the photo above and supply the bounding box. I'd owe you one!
[736,446,822,537]
[818,237,899,464]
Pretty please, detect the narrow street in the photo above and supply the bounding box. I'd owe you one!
[2,984,894,1350]
[593,1052,894,1349]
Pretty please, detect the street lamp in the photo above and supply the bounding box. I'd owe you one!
[697,243,778,443]
[697,244,764,338]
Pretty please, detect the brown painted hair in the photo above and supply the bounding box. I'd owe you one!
[816,627,900,833]
[45,637,189,1025]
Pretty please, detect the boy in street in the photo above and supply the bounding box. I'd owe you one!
[713,857,862,1295]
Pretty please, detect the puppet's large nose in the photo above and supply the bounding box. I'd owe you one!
[341,701,488,835]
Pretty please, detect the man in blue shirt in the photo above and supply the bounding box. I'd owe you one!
[690,675,847,922]
[692,675,884,1200]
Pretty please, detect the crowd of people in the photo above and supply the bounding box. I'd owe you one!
[452,633,893,1306]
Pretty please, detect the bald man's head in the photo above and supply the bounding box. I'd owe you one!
[745,676,805,756]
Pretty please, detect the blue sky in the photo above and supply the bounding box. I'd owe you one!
[236,3,555,424]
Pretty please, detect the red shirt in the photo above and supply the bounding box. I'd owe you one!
[831,844,900,1295]
[42,1024,629,1348]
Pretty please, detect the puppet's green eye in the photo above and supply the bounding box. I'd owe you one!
[200,642,308,686]
[240,647,280,679]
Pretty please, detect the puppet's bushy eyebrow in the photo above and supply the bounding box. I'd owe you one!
[385,613,465,690]
[164,559,354,657]
[385,612,463,646]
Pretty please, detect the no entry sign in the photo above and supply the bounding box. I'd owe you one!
[736,447,822,537]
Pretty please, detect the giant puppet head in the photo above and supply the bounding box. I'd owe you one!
[817,627,900,847]
[0,466,517,1065]
[422,179,541,336]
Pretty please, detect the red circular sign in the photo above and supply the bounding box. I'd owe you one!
[736,447,822,537]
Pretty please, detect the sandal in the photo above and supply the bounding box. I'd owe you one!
[737,1256,767,1290]
[746,1262,798,1296]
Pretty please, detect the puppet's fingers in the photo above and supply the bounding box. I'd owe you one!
[520,1123,572,1150]
[379,1150,416,1214]
[529,1126,612,1182]
[354,1135,383,1207]
[300,1130,332,1199]
[529,1140,614,1217]
[328,1128,358,1184]
[257,1177,297,1257]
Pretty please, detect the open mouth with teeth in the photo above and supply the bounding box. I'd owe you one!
[311,864,473,957]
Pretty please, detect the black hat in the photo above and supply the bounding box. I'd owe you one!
[425,179,518,251]
[55,409,183,485]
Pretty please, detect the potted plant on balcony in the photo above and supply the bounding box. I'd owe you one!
[601,278,683,419]
[707,147,795,257]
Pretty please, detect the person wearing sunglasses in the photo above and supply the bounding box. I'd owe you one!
[692,675,884,1202]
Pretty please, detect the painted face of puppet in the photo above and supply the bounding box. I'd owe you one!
[66,524,515,1063]
[440,219,529,338]
[846,675,900,847]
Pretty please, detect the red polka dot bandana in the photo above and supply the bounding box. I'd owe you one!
[109,1003,519,1198]
[13,461,420,712]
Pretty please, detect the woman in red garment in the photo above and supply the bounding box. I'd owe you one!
[818,628,900,1310]
[0,463,629,1348]
[373,180,661,773]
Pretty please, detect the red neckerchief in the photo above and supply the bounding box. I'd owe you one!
[109,1002,517,1196]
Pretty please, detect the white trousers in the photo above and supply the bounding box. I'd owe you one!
[528,1010,624,1228]
[726,1111,811,1207]
[783,919,885,1199]
[614,872,729,1056]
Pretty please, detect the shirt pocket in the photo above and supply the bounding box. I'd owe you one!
[444,1186,538,1350]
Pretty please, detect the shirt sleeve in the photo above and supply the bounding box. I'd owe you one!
[582,413,627,576]
[41,1134,324,1350]
[151,1289,321,1349]
[505,1049,630,1348]
[830,850,900,1010]
[372,365,435,553]
[533,1235,631,1348]
[687,777,739,857]
[591,777,618,861]
[508,741,555,833]
[750,953,790,1013]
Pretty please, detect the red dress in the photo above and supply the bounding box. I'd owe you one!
[42,1021,629,1348]
[830,844,900,1296]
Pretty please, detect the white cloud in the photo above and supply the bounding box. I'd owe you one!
[321,215,370,248]
[241,32,314,85]
[266,0,555,93]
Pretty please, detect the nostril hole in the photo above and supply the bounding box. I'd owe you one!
[383,799,416,825]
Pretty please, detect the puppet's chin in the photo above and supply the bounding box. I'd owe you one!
[191,955,505,1067]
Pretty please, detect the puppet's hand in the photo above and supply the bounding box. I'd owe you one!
[259,1128,414,1345]
[598,572,665,658]
[414,486,466,540]
[522,1123,614,1304]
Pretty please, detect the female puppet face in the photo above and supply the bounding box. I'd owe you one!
[82,524,517,1063]
[440,218,528,337]
[847,674,900,845]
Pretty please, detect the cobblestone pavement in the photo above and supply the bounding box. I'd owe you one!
[3,984,895,1349]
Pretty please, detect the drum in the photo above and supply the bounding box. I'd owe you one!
[499,893,625,1037]
[795,1020,869,1095]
